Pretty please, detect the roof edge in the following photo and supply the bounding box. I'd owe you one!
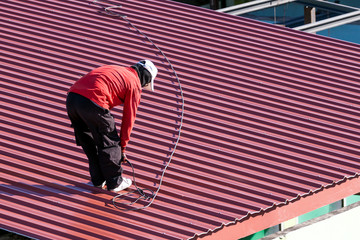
[191,174,360,240]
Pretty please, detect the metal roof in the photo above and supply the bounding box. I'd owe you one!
[1,0,360,239]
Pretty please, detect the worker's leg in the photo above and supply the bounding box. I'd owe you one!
[75,127,106,186]
[66,92,123,190]
[66,92,105,186]
[94,111,124,190]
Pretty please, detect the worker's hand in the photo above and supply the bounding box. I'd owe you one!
[121,152,128,163]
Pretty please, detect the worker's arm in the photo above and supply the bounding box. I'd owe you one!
[120,87,141,154]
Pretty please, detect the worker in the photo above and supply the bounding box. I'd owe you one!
[66,60,158,192]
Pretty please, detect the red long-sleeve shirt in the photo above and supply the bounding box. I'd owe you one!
[69,65,141,150]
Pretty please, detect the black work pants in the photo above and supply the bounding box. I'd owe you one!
[66,92,123,189]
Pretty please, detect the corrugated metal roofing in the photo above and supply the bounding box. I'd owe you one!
[1,0,360,239]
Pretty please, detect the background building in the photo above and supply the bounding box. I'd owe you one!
[175,0,360,44]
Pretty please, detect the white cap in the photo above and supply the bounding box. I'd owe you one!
[138,60,158,91]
